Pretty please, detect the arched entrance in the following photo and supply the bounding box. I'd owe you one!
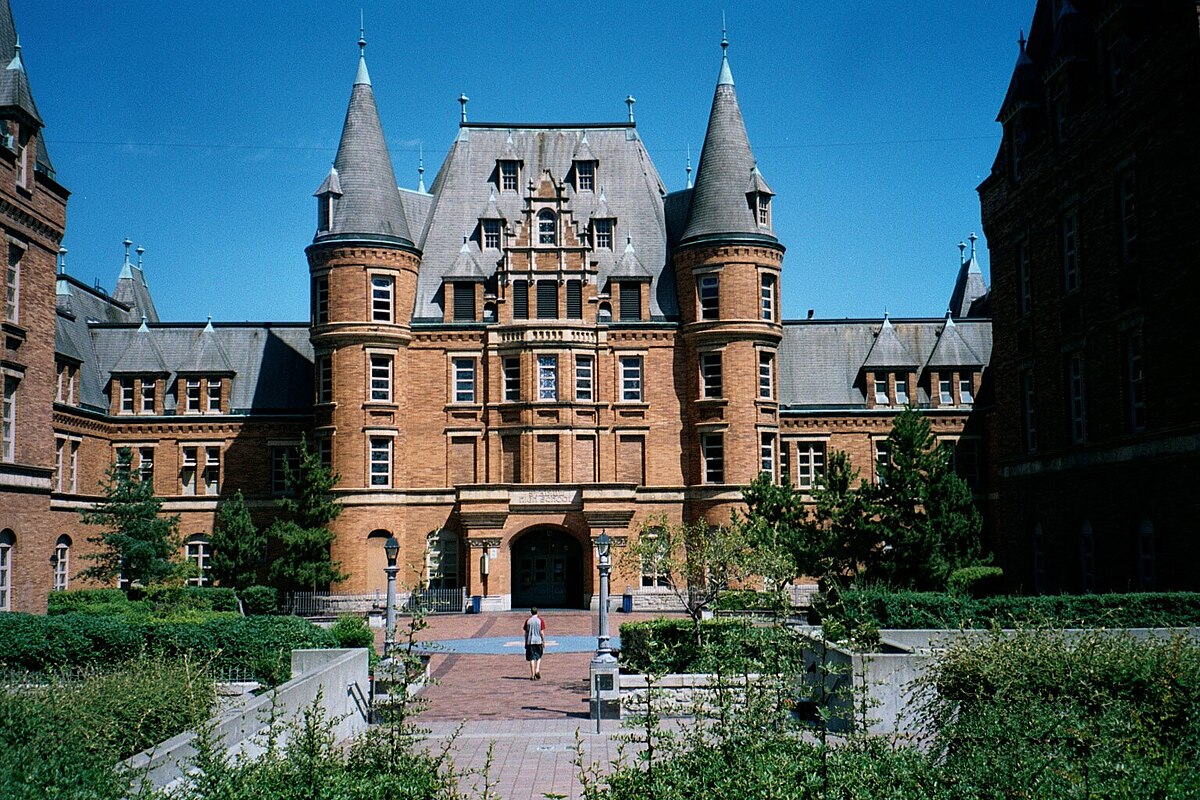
[510,526,584,609]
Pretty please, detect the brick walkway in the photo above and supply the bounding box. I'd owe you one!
[380,609,680,799]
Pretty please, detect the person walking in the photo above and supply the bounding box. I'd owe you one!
[524,607,545,680]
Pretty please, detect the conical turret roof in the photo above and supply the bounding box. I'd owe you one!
[681,40,776,246]
[997,34,1040,123]
[949,237,989,319]
[0,2,40,126]
[313,40,413,247]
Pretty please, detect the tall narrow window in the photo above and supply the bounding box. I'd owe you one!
[313,275,329,325]
[700,352,723,398]
[1125,329,1146,433]
[0,529,13,610]
[698,274,719,320]
[576,160,595,191]
[1062,211,1080,293]
[759,352,773,399]
[959,376,974,405]
[115,447,132,480]
[317,437,332,469]
[939,378,953,405]
[594,219,613,250]
[369,437,392,487]
[536,280,558,319]
[701,433,724,484]
[1067,353,1087,444]
[372,276,394,322]
[512,280,529,320]
[1,375,15,462]
[204,447,221,495]
[574,355,593,402]
[453,282,476,321]
[181,447,198,495]
[68,441,78,493]
[874,440,891,485]
[54,438,65,491]
[482,219,501,250]
[271,445,297,495]
[795,442,826,490]
[537,209,557,246]
[499,160,519,191]
[14,139,26,189]
[52,535,70,592]
[566,280,582,319]
[206,379,221,413]
[1021,369,1038,453]
[1017,241,1032,316]
[141,379,156,414]
[893,373,909,406]
[185,378,201,413]
[503,356,521,402]
[453,358,475,403]
[138,446,154,486]
[619,282,640,321]
[186,536,212,586]
[5,244,19,323]
[619,355,643,402]
[760,432,776,475]
[427,533,459,589]
[874,376,889,405]
[1119,168,1137,266]
[370,355,392,402]
[760,274,775,321]
[316,356,332,404]
[120,377,135,413]
[537,355,558,401]
[757,194,770,225]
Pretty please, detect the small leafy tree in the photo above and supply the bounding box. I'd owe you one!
[210,490,265,589]
[267,438,347,592]
[79,450,180,587]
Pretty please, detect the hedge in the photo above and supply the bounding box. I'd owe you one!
[237,585,279,615]
[619,618,803,674]
[833,589,1200,631]
[0,613,337,684]
[713,589,788,612]
[48,586,239,617]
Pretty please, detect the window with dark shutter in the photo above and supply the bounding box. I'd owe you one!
[536,280,558,319]
[619,282,640,321]
[512,280,528,319]
[453,282,476,321]
[566,280,582,319]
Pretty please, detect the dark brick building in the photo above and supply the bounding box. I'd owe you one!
[980,0,1200,592]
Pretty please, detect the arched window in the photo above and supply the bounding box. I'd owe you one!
[185,534,211,586]
[1079,521,1095,593]
[483,302,497,323]
[1137,518,1155,591]
[597,302,612,323]
[52,534,71,592]
[537,209,557,246]
[0,529,14,610]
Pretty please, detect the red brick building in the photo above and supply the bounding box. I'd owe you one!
[1,6,991,613]
[980,0,1200,592]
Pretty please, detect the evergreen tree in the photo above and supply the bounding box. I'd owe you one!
[79,449,180,587]
[805,450,881,584]
[267,439,347,591]
[210,490,264,589]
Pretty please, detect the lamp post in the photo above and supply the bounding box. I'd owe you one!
[383,536,400,658]
[595,532,613,656]
[590,531,618,729]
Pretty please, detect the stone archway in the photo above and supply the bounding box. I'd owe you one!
[510,526,585,609]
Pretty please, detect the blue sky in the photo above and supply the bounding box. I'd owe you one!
[21,2,1031,322]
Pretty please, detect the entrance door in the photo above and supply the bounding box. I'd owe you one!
[511,527,584,609]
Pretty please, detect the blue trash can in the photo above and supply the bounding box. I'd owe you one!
[470,595,482,614]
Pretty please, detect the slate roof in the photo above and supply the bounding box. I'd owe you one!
[949,252,988,319]
[112,262,160,323]
[109,323,169,375]
[0,1,40,126]
[925,316,984,368]
[861,315,919,368]
[413,124,675,321]
[177,321,235,374]
[778,318,993,410]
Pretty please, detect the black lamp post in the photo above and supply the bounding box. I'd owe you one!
[595,532,612,656]
[383,536,399,658]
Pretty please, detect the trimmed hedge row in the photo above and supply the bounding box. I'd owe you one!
[0,612,337,684]
[833,589,1200,630]
[619,618,803,674]
[48,586,240,617]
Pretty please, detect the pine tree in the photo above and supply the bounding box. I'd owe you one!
[267,439,347,592]
[210,490,265,589]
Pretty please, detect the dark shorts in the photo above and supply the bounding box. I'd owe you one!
[525,643,544,661]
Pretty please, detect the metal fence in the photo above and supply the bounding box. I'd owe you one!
[282,588,467,617]
[402,587,468,614]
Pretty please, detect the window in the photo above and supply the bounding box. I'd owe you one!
[619,355,643,401]
[204,447,220,495]
[369,437,392,487]
[761,274,775,321]
[537,355,558,401]
[52,535,70,592]
[959,376,974,405]
[701,433,724,484]
[316,356,332,404]
[893,373,909,406]
[700,352,723,398]
[14,139,26,189]
[208,379,222,413]
[313,275,329,325]
[426,532,459,589]
[1021,369,1038,453]
[760,432,775,475]
[370,355,392,402]
[566,280,582,319]
[779,439,790,482]
[1125,329,1146,433]
[453,282,476,321]
[181,447,198,495]
[576,160,595,191]
[69,441,78,493]
[619,282,640,321]
[120,377,135,413]
[483,302,497,323]
[512,280,529,319]
[597,302,612,323]
[271,445,298,495]
[874,376,889,405]
[317,193,333,232]
[54,438,64,490]
[372,276,394,322]
[1067,354,1087,444]
[1062,212,1080,293]
[756,194,770,225]
[0,529,12,610]
[537,209,557,245]
[536,280,558,319]
[698,274,719,320]
[874,440,891,485]
[1119,168,1137,265]
[317,436,332,469]
[640,528,670,588]
[1,375,16,462]
[138,446,154,486]
[185,378,201,413]
[57,362,77,404]
[759,352,773,399]
[453,358,475,403]
[594,219,613,250]
[185,536,211,586]
[1079,521,1095,593]
[55,439,78,493]
[5,244,19,323]
[503,357,521,402]
[952,438,981,489]
[499,160,518,191]
[482,220,501,250]
[939,378,953,405]
[574,355,593,402]
[141,379,156,414]
[115,446,133,480]
[795,442,826,490]
[1017,241,1032,316]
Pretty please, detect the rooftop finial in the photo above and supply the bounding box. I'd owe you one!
[1018,29,1027,51]
[721,12,728,55]
[958,240,967,265]
[418,144,426,192]
[58,247,67,274]
[353,18,371,86]
[459,93,469,124]
[123,238,132,264]
[686,145,693,189]
[625,95,636,124]
[969,232,978,259]
[358,10,366,53]
[136,245,144,269]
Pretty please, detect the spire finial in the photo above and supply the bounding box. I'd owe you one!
[123,238,133,265]
[136,245,145,269]
[358,10,366,54]
[969,232,978,259]
[459,93,469,123]
[958,240,967,265]
[686,145,693,189]
[1018,29,1027,51]
[625,95,636,124]
[58,247,67,274]
[721,12,728,55]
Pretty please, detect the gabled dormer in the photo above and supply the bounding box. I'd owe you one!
[605,236,653,322]
[443,237,488,323]
[314,166,342,234]
[571,133,598,192]
[590,187,616,251]
[861,314,918,408]
[746,164,774,230]
[496,133,522,193]
[924,313,985,408]
[477,188,507,252]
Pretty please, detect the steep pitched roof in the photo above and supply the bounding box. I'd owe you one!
[112,256,160,323]
[608,235,653,281]
[949,243,989,319]
[109,321,169,375]
[177,320,235,374]
[0,1,41,127]
[861,315,919,369]
[997,34,1040,123]
[313,43,413,247]
[925,315,984,369]
[443,238,488,281]
[680,43,776,245]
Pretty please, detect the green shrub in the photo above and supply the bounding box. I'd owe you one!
[46,588,133,616]
[947,566,1004,597]
[134,585,240,614]
[713,589,787,612]
[619,617,800,674]
[330,614,375,650]
[238,584,279,615]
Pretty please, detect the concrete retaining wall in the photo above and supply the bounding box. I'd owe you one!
[124,648,371,790]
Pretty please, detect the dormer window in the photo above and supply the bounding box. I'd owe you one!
[482,219,501,250]
[576,160,595,191]
[499,160,519,192]
[754,193,770,226]
[594,219,613,250]
[537,209,557,246]
[317,194,334,232]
